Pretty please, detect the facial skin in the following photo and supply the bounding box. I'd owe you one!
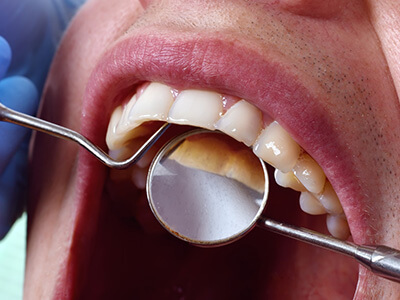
[25,0,400,299]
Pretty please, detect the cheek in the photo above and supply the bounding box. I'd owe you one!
[279,0,348,18]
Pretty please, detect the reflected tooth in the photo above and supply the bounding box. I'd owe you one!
[274,169,306,192]
[215,100,262,146]
[168,89,223,130]
[293,153,326,194]
[299,192,326,215]
[128,82,174,125]
[253,121,301,173]
[326,214,350,240]
[314,181,343,214]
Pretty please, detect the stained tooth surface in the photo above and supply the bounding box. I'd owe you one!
[314,181,343,214]
[326,214,350,240]
[293,153,326,194]
[299,191,326,215]
[253,121,301,173]
[274,169,306,192]
[128,82,174,125]
[215,100,262,146]
[168,89,223,130]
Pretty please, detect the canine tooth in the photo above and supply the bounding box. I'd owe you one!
[314,181,343,214]
[326,214,350,240]
[127,82,174,125]
[215,100,262,146]
[299,192,326,215]
[168,89,223,130]
[253,121,301,173]
[293,153,326,194]
[274,169,306,192]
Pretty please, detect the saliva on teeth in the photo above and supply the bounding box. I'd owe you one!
[105,81,350,240]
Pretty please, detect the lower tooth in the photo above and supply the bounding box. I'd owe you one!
[326,214,350,240]
[299,191,326,215]
[131,166,148,190]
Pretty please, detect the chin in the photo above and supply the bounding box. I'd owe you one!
[24,0,400,299]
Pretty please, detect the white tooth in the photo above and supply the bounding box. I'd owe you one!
[314,181,343,214]
[168,89,223,130]
[274,169,306,192]
[106,106,124,150]
[215,100,262,146]
[326,214,350,240]
[299,191,326,215]
[131,166,147,190]
[128,82,174,125]
[293,153,326,194]
[253,121,301,173]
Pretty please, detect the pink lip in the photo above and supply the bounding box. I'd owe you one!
[79,29,369,245]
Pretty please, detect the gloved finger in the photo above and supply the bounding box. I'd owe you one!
[0,36,11,79]
[0,76,38,174]
[0,139,28,240]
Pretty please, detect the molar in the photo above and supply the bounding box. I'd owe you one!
[215,100,262,146]
[168,89,223,130]
[253,121,301,173]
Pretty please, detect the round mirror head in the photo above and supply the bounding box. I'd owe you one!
[147,129,269,246]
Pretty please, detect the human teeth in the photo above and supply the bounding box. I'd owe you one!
[215,100,262,146]
[168,89,223,130]
[131,166,147,190]
[326,214,350,240]
[293,153,326,194]
[299,192,326,215]
[313,181,343,214]
[253,121,301,173]
[274,169,306,192]
[128,82,174,125]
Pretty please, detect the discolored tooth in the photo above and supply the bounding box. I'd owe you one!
[127,82,174,126]
[293,153,326,194]
[299,192,326,215]
[326,214,350,240]
[274,169,306,192]
[168,89,223,130]
[253,121,301,173]
[314,181,343,214]
[215,100,262,146]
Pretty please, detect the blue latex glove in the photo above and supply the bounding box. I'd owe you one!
[0,0,85,240]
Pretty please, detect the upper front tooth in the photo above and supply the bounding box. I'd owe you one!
[168,89,223,130]
[127,82,174,126]
[252,121,301,173]
[293,153,326,194]
[215,100,262,146]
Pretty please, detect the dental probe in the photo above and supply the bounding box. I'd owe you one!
[260,218,400,284]
[0,102,170,169]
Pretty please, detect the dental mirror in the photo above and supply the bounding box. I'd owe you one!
[147,129,268,246]
[147,129,400,283]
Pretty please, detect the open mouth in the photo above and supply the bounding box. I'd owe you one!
[25,3,400,298]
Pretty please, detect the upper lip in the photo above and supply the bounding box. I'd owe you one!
[80,27,369,243]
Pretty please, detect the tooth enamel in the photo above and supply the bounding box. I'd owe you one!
[299,191,326,215]
[253,121,301,173]
[131,166,147,190]
[274,169,306,192]
[127,82,174,125]
[168,89,223,130]
[215,100,262,146]
[313,181,343,214]
[293,153,326,194]
[326,214,350,240]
